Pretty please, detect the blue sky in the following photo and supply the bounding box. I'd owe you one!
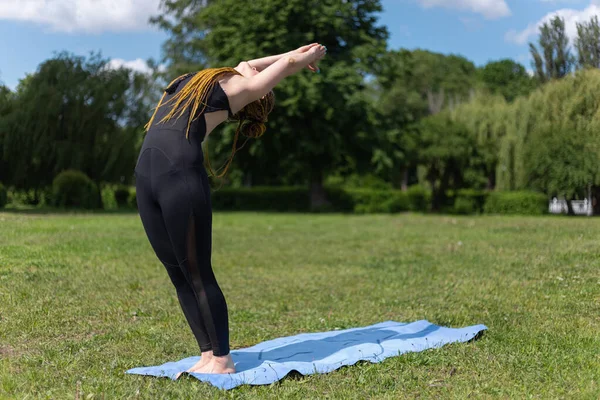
[1,0,599,90]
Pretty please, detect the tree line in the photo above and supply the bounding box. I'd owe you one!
[0,0,599,209]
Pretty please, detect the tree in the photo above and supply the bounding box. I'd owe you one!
[477,59,536,102]
[575,15,600,69]
[451,92,508,190]
[0,85,15,185]
[372,49,477,190]
[1,52,155,193]
[417,112,475,211]
[529,16,574,83]
[495,69,600,212]
[152,0,388,208]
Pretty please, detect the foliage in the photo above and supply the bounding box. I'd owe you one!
[497,69,600,200]
[406,185,431,212]
[529,16,574,84]
[0,182,7,208]
[484,191,548,215]
[210,186,408,213]
[477,59,536,102]
[0,53,157,192]
[51,170,100,209]
[575,15,600,69]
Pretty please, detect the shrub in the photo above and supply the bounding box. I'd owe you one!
[52,170,100,209]
[101,186,117,210]
[406,185,431,212]
[454,196,477,215]
[210,186,409,214]
[114,185,132,208]
[0,182,7,208]
[484,191,548,215]
[453,189,489,214]
[128,188,138,209]
[212,187,310,212]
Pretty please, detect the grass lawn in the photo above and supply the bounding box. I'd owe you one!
[0,211,599,399]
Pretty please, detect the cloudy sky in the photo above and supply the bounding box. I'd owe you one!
[1,0,599,89]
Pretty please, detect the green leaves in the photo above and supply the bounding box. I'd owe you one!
[0,52,157,191]
[529,16,574,84]
[477,59,536,102]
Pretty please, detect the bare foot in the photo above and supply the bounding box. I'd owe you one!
[175,351,213,379]
[195,354,235,374]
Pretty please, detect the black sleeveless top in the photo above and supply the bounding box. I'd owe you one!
[137,72,233,170]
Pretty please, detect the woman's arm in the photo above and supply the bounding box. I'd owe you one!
[223,44,326,113]
[247,43,320,72]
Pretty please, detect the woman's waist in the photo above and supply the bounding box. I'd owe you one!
[138,129,205,168]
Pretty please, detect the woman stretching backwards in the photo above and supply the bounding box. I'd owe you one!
[134,43,327,374]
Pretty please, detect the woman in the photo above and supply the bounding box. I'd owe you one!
[134,43,327,375]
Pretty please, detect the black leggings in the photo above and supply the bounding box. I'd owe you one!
[134,146,229,356]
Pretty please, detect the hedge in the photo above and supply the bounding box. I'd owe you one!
[52,170,100,209]
[484,191,548,215]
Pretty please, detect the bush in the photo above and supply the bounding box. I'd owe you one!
[52,170,100,209]
[101,186,117,210]
[0,182,7,208]
[212,187,310,212]
[114,185,131,208]
[345,188,409,214]
[128,188,138,209]
[484,191,548,215]
[453,189,489,214]
[454,196,477,215]
[210,186,409,214]
[406,185,431,212]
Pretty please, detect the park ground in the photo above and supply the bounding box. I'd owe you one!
[0,211,599,399]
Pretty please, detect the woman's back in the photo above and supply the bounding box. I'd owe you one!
[138,73,233,172]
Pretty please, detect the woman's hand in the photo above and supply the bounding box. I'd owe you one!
[294,43,326,72]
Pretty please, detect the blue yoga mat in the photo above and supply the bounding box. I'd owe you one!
[126,320,487,390]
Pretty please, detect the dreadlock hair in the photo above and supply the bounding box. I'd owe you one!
[145,67,275,178]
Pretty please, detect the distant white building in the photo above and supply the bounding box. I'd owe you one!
[549,197,593,216]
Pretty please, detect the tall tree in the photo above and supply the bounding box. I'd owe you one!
[477,59,536,102]
[529,16,574,83]
[152,0,388,208]
[0,85,15,185]
[1,52,155,192]
[417,112,474,211]
[575,15,600,69]
[372,49,476,190]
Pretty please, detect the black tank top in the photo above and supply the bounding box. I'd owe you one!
[136,73,233,171]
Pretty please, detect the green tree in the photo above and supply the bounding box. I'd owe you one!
[372,49,477,190]
[0,85,15,185]
[452,92,508,190]
[529,16,574,83]
[575,15,600,69]
[477,59,536,102]
[153,0,388,208]
[497,69,600,211]
[1,52,155,194]
[417,112,475,211]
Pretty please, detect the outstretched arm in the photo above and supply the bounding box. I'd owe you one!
[223,44,327,114]
[247,43,321,72]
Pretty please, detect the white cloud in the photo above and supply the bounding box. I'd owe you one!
[106,58,166,75]
[0,0,161,33]
[506,3,600,45]
[417,0,511,19]
[107,58,153,75]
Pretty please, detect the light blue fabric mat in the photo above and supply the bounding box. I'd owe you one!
[126,320,487,390]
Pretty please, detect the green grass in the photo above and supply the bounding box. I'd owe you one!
[1,211,599,399]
